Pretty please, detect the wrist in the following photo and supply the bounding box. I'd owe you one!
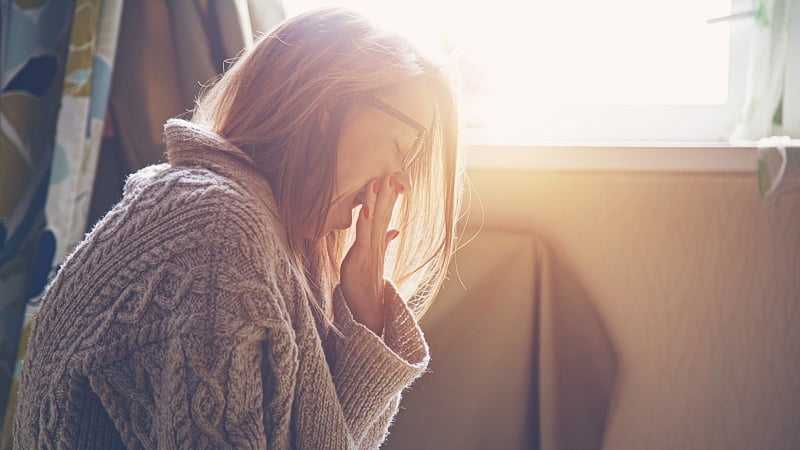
[349,300,385,336]
[340,279,385,336]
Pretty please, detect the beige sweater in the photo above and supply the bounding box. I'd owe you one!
[13,119,430,449]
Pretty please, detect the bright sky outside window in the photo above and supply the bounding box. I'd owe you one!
[286,0,739,142]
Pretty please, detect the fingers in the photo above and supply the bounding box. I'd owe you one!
[372,175,403,242]
[354,174,402,252]
[354,179,378,250]
[385,229,400,246]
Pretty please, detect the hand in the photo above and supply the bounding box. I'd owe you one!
[340,175,404,335]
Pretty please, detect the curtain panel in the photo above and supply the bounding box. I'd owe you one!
[0,1,124,444]
[0,1,286,444]
[0,0,76,435]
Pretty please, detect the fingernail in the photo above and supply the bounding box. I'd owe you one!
[372,181,379,193]
[362,205,369,219]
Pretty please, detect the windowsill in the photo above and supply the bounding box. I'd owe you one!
[466,142,757,173]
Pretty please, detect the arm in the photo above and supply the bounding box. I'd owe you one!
[326,280,429,448]
[86,317,279,449]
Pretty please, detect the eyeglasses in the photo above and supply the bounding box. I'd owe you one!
[365,97,427,171]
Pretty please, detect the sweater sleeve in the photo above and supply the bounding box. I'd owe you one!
[327,280,430,447]
[85,316,277,449]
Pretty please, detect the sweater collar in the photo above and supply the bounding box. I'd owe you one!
[163,118,279,217]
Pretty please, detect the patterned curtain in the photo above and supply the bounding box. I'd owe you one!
[0,1,284,445]
[0,0,124,444]
[0,0,75,434]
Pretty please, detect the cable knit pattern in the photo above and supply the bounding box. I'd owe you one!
[13,119,430,449]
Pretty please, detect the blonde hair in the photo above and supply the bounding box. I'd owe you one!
[191,7,465,319]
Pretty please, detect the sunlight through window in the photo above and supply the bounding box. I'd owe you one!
[286,0,744,142]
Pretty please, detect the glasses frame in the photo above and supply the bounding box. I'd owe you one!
[365,97,427,171]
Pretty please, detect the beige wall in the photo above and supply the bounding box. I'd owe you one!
[464,169,800,449]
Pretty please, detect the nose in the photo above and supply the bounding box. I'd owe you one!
[393,170,413,192]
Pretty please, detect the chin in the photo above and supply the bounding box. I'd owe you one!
[318,212,350,236]
[321,197,362,235]
[333,215,353,231]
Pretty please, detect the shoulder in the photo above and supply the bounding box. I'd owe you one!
[119,163,285,250]
[123,163,262,216]
[127,163,295,306]
[23,166,297,387]
[63,163,294,324]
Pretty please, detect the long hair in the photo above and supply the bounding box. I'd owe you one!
[191,7,465,319]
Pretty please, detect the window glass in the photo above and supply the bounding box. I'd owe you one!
[286,1,749,143]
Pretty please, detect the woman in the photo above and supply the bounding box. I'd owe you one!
[14,7,464,449]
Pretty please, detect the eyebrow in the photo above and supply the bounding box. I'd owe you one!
[366,97,427,134]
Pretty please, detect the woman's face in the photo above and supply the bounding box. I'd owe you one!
[321,80,435,235]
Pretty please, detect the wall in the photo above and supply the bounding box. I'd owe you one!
[463,168,800,449]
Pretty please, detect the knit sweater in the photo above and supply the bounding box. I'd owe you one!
[13,119,430,449]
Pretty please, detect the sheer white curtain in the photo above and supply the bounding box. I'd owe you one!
[731,0,793,141]
[731,0,800,200]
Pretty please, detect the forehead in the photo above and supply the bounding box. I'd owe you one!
[372,79,435,133]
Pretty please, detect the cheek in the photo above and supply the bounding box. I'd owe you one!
[336,137,383,192]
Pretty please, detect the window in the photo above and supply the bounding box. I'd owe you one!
[287,0,753,144]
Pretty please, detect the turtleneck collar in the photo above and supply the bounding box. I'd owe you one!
[163,118,279,217]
